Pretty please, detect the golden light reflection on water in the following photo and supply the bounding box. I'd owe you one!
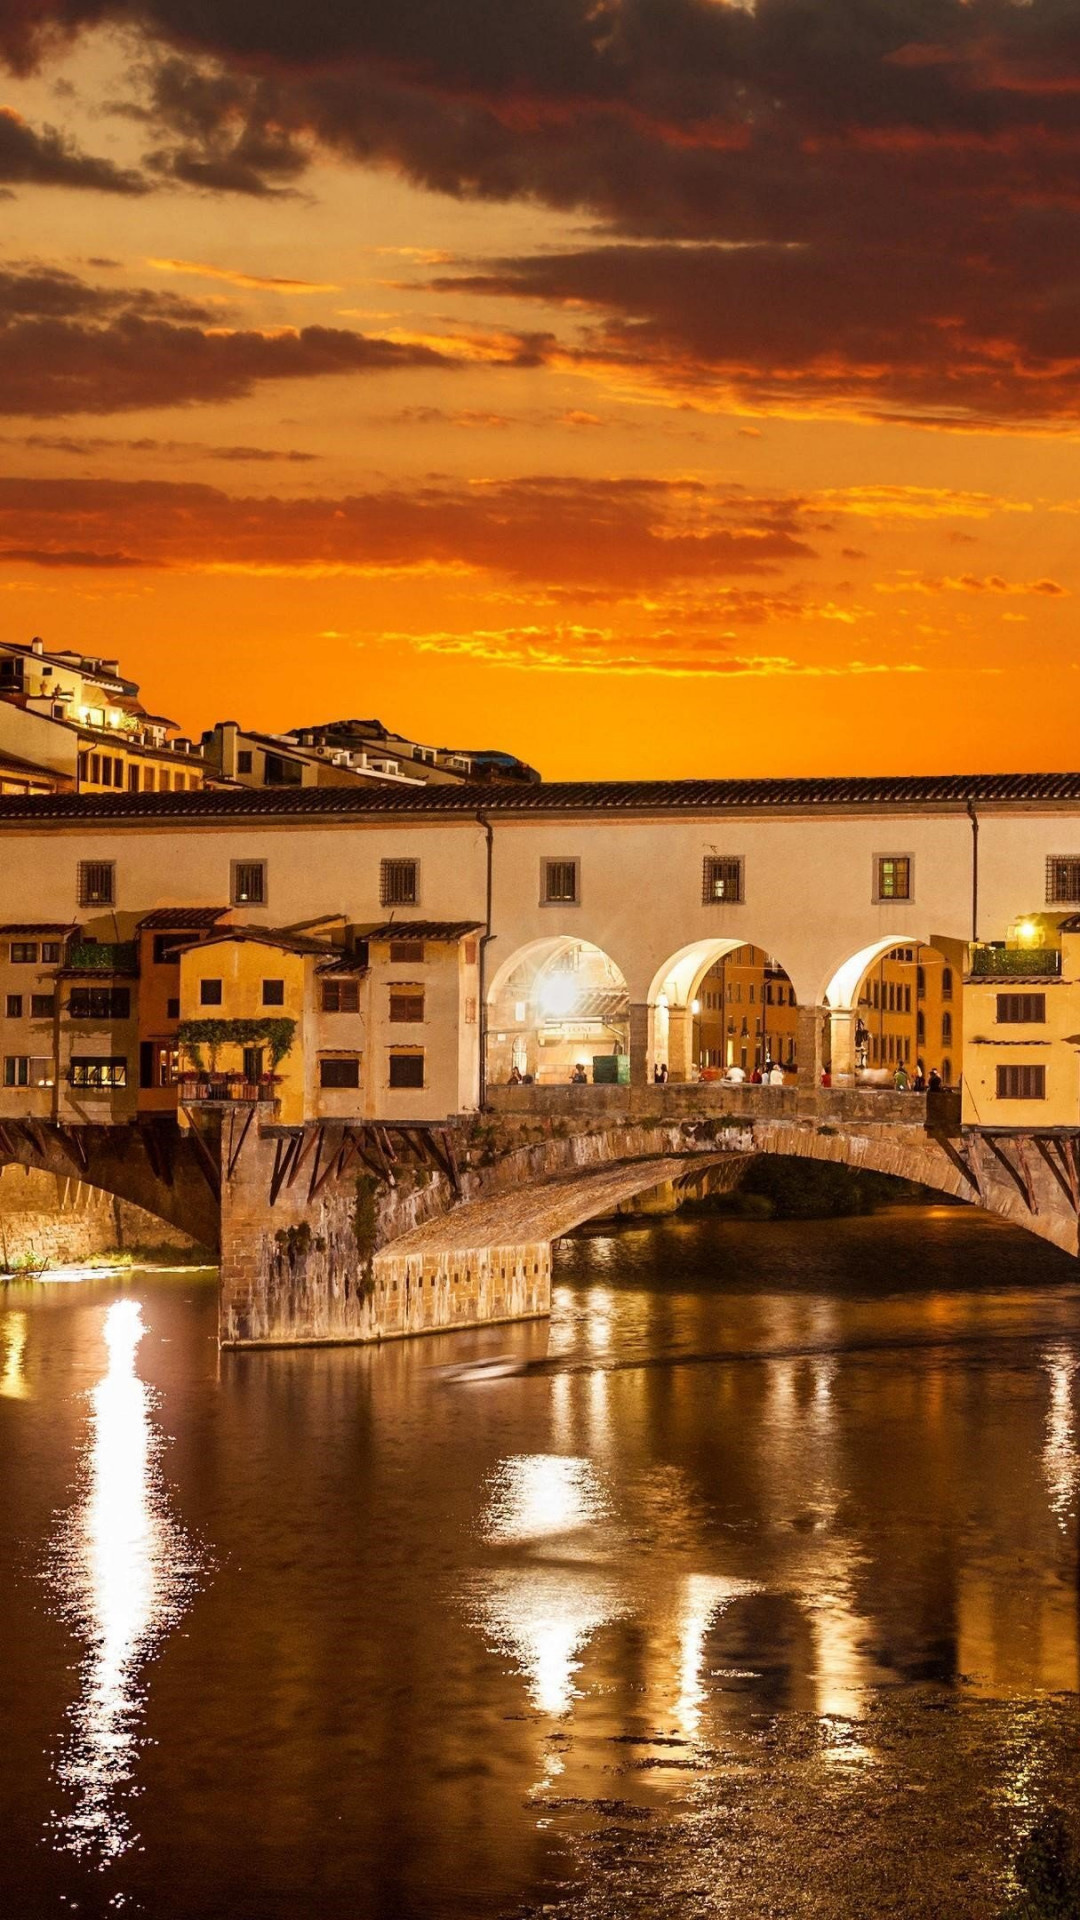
[674,1574,758,1736]
[0,1310,29,1399]
[482,1453,612,1547]
[470,1569,629,1717]
[49,1300,198,1863]
[1042,1345,1078,1531]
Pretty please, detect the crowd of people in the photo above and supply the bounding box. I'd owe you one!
[504,1059,950,1089]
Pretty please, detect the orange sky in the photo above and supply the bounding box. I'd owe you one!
[0,3,1077,779]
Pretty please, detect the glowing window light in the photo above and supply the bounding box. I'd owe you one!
[1017,919,1039,946]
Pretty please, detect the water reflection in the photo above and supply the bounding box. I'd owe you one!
[470,1569,628,1716]
[674,1574,757,1735]
[1042,1344,1078,1530]
[0,1309,28,1399]
[49,1300,198,1863]
[482,1453,611,1549]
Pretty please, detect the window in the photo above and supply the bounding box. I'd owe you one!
[389,940,424,964]
[159,771,171,792]
[88,754,100,785]
[320,1056,360,1089]
[68,986,131,1020]
[30,995,54,1019]
[70,1057,127,1089]
[1046,857,1080,905]
[127,763,139,793]
[200,978,223,1006]
[702,856,743,904]
[941,1059,952,1085]
[153,933,186,964]
[231,861,266,906]
[916,1011,926,1045]
[542,858,580,906]
[10,942,38,964]
[875,855,912,901]
[916,965,926,997]
[143,768,155,792]
[40,941,60,965]
[389,988,425,1023]
[388,1050,424,1089]
[996,1064,1046,1100]
[5,995,21,1018]
[997,993,1046,1024]
[140,1041,178,1088]
[941,1011,953,1046]
[242,1047,264,1082]
[4,1055,52,1087]
[167,997,180,1020]
[78,860,115,907]
[237,750,253,774]
[380,859,419,907]
[262,979,285,1006]
[321,979,359,1013]
[942,967,953,1001]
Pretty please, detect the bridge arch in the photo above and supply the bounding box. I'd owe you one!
[486,936,629,1088]
[0,1119,221,1251]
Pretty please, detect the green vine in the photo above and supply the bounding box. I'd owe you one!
[177,1016,296,1072]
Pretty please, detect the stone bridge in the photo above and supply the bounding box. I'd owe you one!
[3,1090,1078,1345]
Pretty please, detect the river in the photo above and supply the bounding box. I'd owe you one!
[1,1205,1079,1919]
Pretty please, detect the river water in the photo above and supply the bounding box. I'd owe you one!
[2,1206,1079,1920]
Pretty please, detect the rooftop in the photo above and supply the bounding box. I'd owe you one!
[137,907,230,930]
[361,921,484,942]
[2,771,1080,824]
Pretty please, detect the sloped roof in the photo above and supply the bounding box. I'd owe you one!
[181,924,335,957]
[137,906,230,929]
[1,771,1080,824]
[361,920,484,942]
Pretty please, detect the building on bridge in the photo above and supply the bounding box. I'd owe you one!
[962,912,1080,1129]
[0,771,1078,1128]
[0,637,206,797]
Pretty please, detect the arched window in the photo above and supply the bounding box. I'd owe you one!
[942,1011,953,1047]
[941,1058,952,1085]
[942,967,953,1001]
[916,1011,925,1045]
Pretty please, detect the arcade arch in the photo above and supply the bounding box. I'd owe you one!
[486,937,629,1087]
[824,938,961,1087]
[650,940,801,1083]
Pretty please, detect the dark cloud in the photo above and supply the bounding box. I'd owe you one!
[2,3,1080,422]
[10,429,318,458]
[0,261,455,415]
[0,103,145,190]
[0,542,150,563]
[0,471,815,585]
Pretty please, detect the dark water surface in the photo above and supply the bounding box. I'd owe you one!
[2,1206,1079,1919]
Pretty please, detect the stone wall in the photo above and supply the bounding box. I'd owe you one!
[0,1164,202,1268]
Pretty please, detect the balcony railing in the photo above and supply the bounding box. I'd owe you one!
[66,941,139,973]
[177,1074,279,1104]
[969,946,1062,976]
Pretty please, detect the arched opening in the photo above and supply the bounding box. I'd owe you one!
[486,938,629,1088]
[649,941,800,1084]
[825,939,962,1088]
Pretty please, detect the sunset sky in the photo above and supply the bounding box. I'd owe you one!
[0,0,1077,780]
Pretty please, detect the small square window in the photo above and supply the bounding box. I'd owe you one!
[232,861,266,906]
[388,1051,424,1089]
[9,942,37,965]
[388,940,424,964]
[1046,856,1080,905]
[200,978,223,1006]
[320,1056,360,1089]
[40,941,60,965]
[321,979,359,1013]
[389,988,425,1023]
[5,995,22,1019]
[30,995,54,1019]
[541,858,580,906]
[380,859,419,907]
[78,861,115,907]
[702,857,744,904]
[875,855,912,902]
[262,979,285,1006]
[237,750,253,774]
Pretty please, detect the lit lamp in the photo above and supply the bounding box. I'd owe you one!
[538,973,578,1019]
[1016,919,1038,947]
[691,998,701,1015]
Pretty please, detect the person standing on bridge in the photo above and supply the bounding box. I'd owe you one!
[768,1062,785,1085]
[894,1061,911,1091]
[927,1067,942,1093]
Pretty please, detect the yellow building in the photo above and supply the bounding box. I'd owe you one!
[694,946,799,1075]
[963,914,1080,1129]
[856,944,960,1085]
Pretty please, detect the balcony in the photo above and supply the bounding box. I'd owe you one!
[66,941,139,974]
[177,1074,280,1105]
[969,946,1061,977]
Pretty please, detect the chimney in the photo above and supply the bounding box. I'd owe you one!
[30,636,44,655]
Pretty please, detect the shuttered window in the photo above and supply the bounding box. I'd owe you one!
[69,987,130,1020]
[996,993,1046,1024]
[320,1057,360,1089]
[380,859,419,906]
[389,989,425,1023]
[389,1050,424,1089]
[321,979,360,1013]
[702,857,743,904]
[1046,857,1080,904]
[389,940,424,963]
[996,1064,1046,1100]
[78,861,115,907]
[542,859,580,905]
